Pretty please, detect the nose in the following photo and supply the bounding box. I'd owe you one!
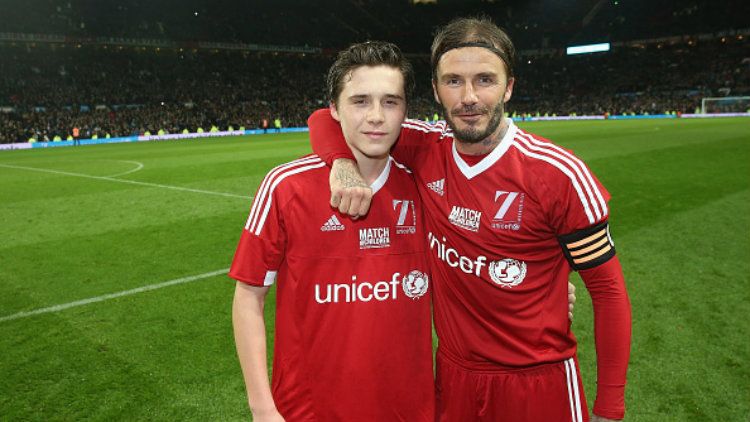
[367,103,385,124]
[461,83,478,106]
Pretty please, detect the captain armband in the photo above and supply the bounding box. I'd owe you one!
[558,220,616,271]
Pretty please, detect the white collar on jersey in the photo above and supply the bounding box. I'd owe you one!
[451,118,517,180]
[369,156,393,195]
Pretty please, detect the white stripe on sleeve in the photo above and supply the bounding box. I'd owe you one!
[252,162,327,235]
[511,140,596,224]
[515,132,604,221]
[518,130,608,218]
[245,156,322,231]
[263,271,277,286]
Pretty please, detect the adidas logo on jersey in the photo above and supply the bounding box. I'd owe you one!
[427,178,445,196]
[320,215,345,231]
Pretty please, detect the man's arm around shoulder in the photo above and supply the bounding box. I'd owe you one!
[329,159,372,218]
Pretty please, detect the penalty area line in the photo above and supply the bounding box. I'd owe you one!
[0,268,229,323]
[0,163,251,200]
[104,160,145,177]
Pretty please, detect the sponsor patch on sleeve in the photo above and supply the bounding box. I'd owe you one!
[558,220,616,270]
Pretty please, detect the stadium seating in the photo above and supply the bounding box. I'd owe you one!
[1,0,748,143]
[3,0,747,51]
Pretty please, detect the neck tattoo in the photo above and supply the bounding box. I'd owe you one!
[477,121,508,153]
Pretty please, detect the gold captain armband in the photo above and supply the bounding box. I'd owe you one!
[558,221,616,270]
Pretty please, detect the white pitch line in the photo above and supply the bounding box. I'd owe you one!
[0,163,250,199]
[0,268,230,323]
[105,160,145,177]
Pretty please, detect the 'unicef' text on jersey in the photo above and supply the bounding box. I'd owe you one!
[428,232,527,288]
[314,270,429,304]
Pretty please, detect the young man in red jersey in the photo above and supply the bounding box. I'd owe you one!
[308,17,631,422]
[230,42,434,421]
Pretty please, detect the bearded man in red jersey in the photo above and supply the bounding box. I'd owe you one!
[308,17,631,422]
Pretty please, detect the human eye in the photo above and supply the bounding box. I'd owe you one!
[383,98,402,107]
[443,76,461,86]
[478,75,496,85]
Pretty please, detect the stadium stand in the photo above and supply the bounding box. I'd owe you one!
[2,0,747,50]
[1,0,748,143]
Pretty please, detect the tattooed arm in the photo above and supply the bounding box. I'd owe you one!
[330,159,372,218]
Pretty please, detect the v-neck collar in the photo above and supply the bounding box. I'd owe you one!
[369,157,392,195]
[451,119,517,180]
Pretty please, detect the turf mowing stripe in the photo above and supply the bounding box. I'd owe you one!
[0,268,229,323]
[0,163,250,199]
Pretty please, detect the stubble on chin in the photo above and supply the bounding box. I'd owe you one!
[445,101,506,149]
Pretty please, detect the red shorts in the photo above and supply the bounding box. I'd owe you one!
[435,351,589,422]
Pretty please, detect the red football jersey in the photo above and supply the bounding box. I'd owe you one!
[308,109,631,418]
[393,118,610,367]
[229,155,434,422]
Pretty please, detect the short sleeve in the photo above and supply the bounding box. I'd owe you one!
[547,151,611,235]
[229,176,287,286]
[543,150,615,271]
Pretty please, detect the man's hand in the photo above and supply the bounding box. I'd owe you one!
[568,282,576,321]
[591,415,621,422]
[330,158,372,218]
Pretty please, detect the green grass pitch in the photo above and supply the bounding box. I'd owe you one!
[1,118,748,421]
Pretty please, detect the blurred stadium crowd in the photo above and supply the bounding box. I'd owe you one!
[1,0,748,143]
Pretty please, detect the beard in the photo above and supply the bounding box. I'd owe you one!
[443,100,505,144]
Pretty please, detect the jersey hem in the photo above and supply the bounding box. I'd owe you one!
[437,348,577,374]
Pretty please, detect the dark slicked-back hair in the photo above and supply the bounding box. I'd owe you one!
[327,41,415,105]
[431,16,517,81]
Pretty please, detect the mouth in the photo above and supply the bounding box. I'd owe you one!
[363,131,387,139]
[454,113,484,124]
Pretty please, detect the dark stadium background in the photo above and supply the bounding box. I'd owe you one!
[0,0,747,143]
[0,1,748,421]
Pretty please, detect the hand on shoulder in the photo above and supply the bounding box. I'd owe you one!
[330,159,372,218]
